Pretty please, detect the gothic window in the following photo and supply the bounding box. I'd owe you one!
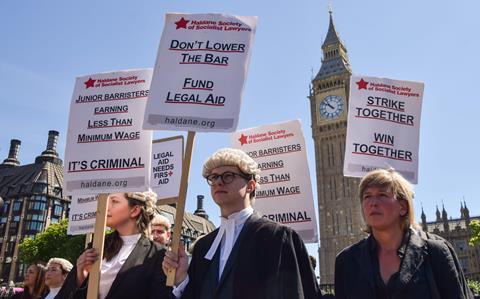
[24,221,44,232]
[33,183,47,194]
[28,202,46,211]
[324,144,331,167]
[326,142,334,167]
[26,214,45,221]
[331,213,336,235]
[339,140,345,162]
[12,202,21,212]
[330,177,336,201]
[334,212,340,235]
[455,240,467,252]
[52,205,63,217]
[31,195,47,202]
[2,203,9,214]
[345,215,349,234]
[346,209,354,234]
[342,177,350,198]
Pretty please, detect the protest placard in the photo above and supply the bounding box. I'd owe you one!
[67,195,97,235]
[63,69,154,298]
[344,75,424,183]
[151,136,183,204]
[143,13,257,132]
[64,69,153,195]
[231,120,318,243]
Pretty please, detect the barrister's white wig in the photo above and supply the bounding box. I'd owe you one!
[202,148,260,181]
[47,258,73,273]
[202,148,260,200]
[151,213,171,230]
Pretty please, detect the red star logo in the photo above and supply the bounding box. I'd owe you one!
[356,78,368,90]
[84,78,96,89]
[175,17,189,30]
[168,171,173,176]
[238,134,248,146]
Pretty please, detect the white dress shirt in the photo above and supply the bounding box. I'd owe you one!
[99,233,141,299]
[45,287,61,299]
[173,206,254,298]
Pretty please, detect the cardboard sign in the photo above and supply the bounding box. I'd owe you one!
[151,136,183,203]
[143,13,257,132]
[67,195,97,235]
[64,69,153,195]
[231,120,319,243]
[344,75,424,183]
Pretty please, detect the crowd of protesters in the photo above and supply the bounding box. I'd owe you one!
[4,148,475,298]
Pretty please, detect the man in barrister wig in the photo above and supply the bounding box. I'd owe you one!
[163,148,320,299]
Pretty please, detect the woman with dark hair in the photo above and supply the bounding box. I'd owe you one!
[57,191,172,299]
[334,168,473,299]
[12,262,48,299]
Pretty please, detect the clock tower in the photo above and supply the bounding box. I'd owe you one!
[309,11,365,283]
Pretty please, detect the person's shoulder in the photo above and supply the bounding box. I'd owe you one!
[416,230,453,256]
[336,237,368,261]
[249,215,291,235]
[192,229,219,250]
[248,215,308,246]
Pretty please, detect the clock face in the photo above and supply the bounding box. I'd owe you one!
[319,95,344,120]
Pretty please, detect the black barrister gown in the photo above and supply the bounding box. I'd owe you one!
[56,236,172,299]
[180,211,320,299]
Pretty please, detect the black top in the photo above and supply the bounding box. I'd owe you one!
[56,236,172,299]
[368,230,411,299]
[180,211,320,299]
[335,228,473,299]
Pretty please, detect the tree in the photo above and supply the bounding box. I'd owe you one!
[469,219,480,247]
[18,219,85,265]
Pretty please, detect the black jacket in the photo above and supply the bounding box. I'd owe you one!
[181,211,320,299]
[335,229,473,299]
[56,236,172,299]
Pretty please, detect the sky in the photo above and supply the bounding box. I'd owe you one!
[1,0,480,278]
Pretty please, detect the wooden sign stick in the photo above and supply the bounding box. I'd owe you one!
[84,233,93,249]
[86,193,109,299]
[166,131,196,286]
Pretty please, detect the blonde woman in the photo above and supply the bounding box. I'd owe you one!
[335,168,472,299]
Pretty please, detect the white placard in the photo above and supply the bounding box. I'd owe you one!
[64,69,153,195]
[344,75,424,183]
[143,13,257,132]
[231,120,319,243]
[151,136,183,201]
[67,195,97,235]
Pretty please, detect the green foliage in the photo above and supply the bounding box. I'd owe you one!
[469,219,480,246]
[18,219,84,265]
[468,279,480,295]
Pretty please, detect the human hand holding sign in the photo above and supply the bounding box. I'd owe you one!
[162,242,188,286]
[76,248,99,287]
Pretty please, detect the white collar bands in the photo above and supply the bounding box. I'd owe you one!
[204,206,254,261]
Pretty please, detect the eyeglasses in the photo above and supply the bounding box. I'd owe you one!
[205,171,251,186]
